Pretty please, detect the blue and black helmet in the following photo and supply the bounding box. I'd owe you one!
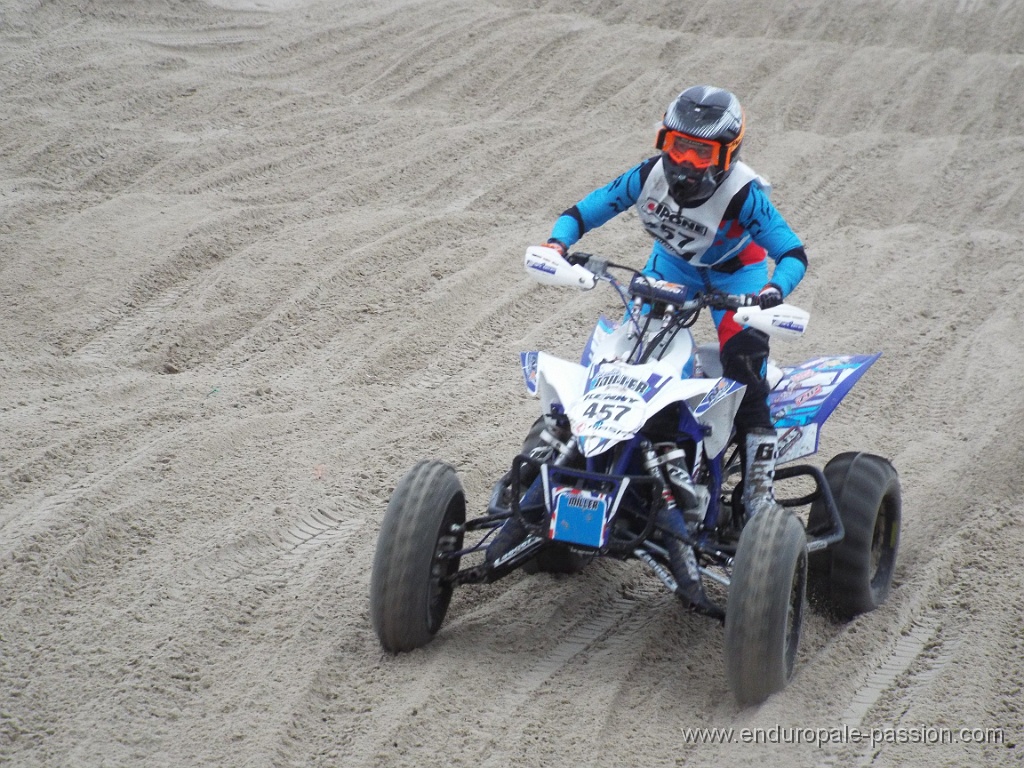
[655,86,745,203]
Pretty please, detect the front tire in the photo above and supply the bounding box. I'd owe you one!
[370,460,465,652]
[724,506,808,706]
[808,452,901,619]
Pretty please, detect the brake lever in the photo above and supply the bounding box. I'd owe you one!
[585,257,609,278]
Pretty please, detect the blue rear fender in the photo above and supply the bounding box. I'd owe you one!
[770,353,882,463]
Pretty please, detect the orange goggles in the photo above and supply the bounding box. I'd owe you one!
[656,129,718,168]
[655,127,742,171]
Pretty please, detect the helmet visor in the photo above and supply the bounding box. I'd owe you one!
[656,129,719,169]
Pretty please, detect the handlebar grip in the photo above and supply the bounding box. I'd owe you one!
[705,292,758,311]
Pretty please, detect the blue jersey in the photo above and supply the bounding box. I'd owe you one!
[550,157,806,296]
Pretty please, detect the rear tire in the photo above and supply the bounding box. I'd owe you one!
[808,452,901,619]
[724,506,808,706]
[370,460,465,652]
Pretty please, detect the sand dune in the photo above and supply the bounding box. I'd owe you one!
[2,0,1022,765]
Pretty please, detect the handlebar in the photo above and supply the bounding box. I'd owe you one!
[569,251,756,312]
[525,246,808,342]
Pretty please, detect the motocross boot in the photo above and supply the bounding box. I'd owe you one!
[485,469,546,566]
[741,428,784,520]
[657,507,725,621]
[485,515,528,565]
[485,418,571,568]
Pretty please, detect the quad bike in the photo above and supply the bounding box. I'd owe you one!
[370,246,901,706]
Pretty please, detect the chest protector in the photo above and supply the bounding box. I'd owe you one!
[636,160,765,266]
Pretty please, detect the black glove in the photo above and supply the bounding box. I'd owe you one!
[756,283,783,309]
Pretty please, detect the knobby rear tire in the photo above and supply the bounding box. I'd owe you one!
[370,460,466,653]
[808,452,901,619]
[724,506,808,707]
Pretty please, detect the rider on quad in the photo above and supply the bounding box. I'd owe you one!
[489,85,809,615]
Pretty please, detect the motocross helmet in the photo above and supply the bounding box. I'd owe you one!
[655,86,745,204]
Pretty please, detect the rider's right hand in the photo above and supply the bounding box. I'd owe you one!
[735,287,782,310]
[756,283,784,309]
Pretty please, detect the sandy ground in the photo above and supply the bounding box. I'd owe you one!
[3,0,1024,765]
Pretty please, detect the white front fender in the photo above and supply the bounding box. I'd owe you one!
[528,354,748,460]
[535,352,588,416]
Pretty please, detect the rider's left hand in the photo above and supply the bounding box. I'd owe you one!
[545,239,568,257]
[757,283,783,310]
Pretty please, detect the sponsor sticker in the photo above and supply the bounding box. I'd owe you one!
[549,488,612,548]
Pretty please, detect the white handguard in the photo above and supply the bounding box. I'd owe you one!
[524,245,596,290]
[733,303,810,340]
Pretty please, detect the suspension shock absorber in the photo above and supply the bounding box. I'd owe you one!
[641,441,703,592]
[642,442,681,515]
[646,442,709,528]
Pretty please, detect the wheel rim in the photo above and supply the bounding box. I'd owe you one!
[426,496,464,634]
[869,495,899,595]
[783,549,808,678]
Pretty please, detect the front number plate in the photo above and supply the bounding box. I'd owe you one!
[548,487,612,548]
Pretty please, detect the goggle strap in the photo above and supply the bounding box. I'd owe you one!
[721,113,745,169]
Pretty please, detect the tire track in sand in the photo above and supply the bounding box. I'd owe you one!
[193,507,362,585]
[76,286,187,366]
[0,422,191,567]
[386,573,667,768]
[260,565,669,768]
[814,611,963,767]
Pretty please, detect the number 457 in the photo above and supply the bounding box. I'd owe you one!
[583,402,631,421]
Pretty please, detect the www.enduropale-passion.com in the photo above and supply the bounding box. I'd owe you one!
[679,724,1006,748]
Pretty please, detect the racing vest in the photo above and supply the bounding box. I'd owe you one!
[635,160,765,266]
